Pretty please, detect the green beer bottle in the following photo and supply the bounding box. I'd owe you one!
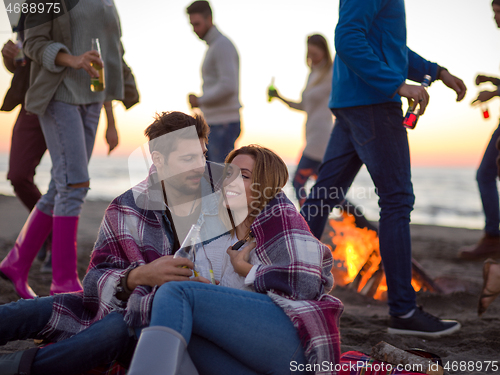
[90,38,105,92]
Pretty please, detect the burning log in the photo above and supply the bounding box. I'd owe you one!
[323,215,443,301]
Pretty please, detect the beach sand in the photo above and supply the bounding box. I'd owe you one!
[0,194,499,374]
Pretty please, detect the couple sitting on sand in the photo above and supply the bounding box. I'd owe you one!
[0,111,343,375]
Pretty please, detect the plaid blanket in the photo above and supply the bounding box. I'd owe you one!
[39,175,342,374]
[252,192,343,374]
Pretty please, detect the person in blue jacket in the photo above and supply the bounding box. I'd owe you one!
[301,0,467,337]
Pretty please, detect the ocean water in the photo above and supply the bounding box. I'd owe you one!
[0,152,491,230]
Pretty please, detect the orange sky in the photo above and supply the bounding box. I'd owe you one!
[0,0,498,169]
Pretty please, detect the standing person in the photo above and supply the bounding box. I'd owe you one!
[269,34,334,207]
[300,0,467,336]
[1,21,54,270]
[128,145,343,375]
[0,0,139,299]
[186,0,242,163]
[458,1,500,260]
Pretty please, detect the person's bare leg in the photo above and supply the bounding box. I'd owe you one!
[478,259,500,316]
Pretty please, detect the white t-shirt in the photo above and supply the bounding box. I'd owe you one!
[194,233,260,291]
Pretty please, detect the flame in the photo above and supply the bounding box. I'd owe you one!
[327,214,379,284]
[324,214,435,301]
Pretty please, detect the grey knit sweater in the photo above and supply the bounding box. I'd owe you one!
[198,26,241,124]
[42,0,123,105]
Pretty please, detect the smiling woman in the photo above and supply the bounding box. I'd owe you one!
[127,144,343,375]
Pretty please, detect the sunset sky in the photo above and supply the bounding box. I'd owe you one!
[0,0,499,167]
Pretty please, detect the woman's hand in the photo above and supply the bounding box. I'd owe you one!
[227,241,256,277]
[56,50,103,78]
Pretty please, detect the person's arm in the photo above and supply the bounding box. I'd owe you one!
[24,11,102,76]
[103,102,118,155]
[1,40,18,73]
[197,40,239,106]
[54,51,102,77]
[269,88,304,111]
[334,0,404,99]
[401,50,466,114]
[476,74,500,86]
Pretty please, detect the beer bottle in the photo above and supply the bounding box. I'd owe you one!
[402,75,431,130]
[90,38,105,92]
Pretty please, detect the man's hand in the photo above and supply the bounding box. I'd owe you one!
[439,69,467,102]
[471,90,497,106]
[2,40,18,61]
[227,241,256,277]
[2,40,19,73]
[475,74,500,86]
[188,94,199,108]
[127,256,195,289]
[398,83,430,115]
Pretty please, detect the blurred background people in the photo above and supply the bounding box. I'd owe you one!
[268,34,334,207]
[187,0,242,163]
[1,18,52,272]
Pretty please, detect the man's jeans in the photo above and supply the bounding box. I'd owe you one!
[37,100,102,217]
[206,121,241,163]
[0,297,136,375]
[301,103,416,316]
[150,282,308,375]
[477,123,500,236]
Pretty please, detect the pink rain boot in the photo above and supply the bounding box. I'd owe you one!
[50,216,83,295]
[0,208,53,299]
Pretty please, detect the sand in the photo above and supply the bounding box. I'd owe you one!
[0,194,499,374]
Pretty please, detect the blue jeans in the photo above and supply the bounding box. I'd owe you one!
[206,121,241,163]
[0,296,136,375]
[293,153,322,206]
[301,103,416,316]
[477,123,500,236]
[36,100,102,217]
[150,282,308,375]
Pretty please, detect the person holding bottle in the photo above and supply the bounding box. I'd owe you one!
[269,34,334,207]
[269,34,377,232]
[458,1,500,260]
[300,0,467,337]
[0,111,222,375]
[0,0,139,299]
[128,145,343,375]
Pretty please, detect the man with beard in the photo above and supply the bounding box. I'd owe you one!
[0,111,229,374]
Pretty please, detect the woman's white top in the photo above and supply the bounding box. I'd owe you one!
[194,233,261,291]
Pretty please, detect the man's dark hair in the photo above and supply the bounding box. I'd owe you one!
[186,1,212,18]
[493,0,500,6]
[144,111,209,158]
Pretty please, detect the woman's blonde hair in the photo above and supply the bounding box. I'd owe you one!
[306,34,333,87]
[224,145,289,234]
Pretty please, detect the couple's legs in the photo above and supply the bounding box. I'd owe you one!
[0,297,135,375]
[301,103,416,316]
[150,282,308,375]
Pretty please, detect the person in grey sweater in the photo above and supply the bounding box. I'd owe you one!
[187,0,242,163]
